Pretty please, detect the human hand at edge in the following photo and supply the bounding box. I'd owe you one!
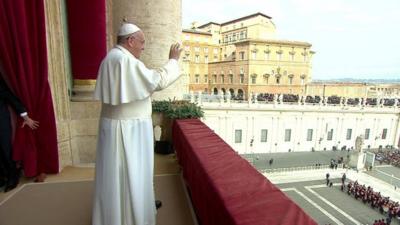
[21,116,40,130]
[169,43,183,60]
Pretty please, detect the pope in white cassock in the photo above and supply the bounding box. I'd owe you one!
[92,23,182,225]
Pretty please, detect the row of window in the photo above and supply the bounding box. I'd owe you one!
[233,128,388,143]
[192,73,306,85]
[193,74,244,84]
[238,50,308,62]
[185,45,310,61]
[223,31,247,43]
[186,50,309,63]
[189,55,219,63]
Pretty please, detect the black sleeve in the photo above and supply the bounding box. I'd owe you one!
[0,79,27,115]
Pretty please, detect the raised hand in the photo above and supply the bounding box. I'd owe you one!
[169,43,183,60]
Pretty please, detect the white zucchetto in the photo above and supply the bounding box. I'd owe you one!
[118,23,141,36]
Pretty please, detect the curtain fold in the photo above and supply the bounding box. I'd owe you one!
[0,0,59,177]
[66,0,107,80]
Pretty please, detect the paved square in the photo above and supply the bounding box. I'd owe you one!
[277,179,400,225]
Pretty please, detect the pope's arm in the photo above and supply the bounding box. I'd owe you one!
[154,59,180,91]
[155,43,182,91]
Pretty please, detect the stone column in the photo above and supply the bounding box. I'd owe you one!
[190,91,195,103]
[197,91,202,105]
[377,97,381,107]
[226,92,231,104]
[111,0,186,100]
[44,0,73,169]
[220,91,224,105]
[394,117,400,149]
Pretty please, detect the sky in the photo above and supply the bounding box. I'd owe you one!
[182,0,400,80]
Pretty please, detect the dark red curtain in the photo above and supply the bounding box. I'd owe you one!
[66,0,107,80]
[0,0,59,177]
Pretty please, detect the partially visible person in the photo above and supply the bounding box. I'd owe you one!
[326,172,330,186]
[0,77,39,192]
[341,173,346,184]
[92,23,182,225]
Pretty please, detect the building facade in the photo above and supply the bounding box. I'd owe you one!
[183,12,400,100]
[199,101,400,154]
[183,12,314,99]
[181,29,216,94]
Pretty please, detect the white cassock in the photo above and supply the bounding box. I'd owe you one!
[92,45,180,225]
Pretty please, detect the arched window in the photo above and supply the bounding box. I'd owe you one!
[239,74,244,84]
[288,74,294,85]
[238,89,244,97]
[213,87,218,95]
[221,88,226,95]
[300,74,306,85]
[251,74,257,84]
[229,88,234,96]
[263,74,270,84]
[275,74,281,84]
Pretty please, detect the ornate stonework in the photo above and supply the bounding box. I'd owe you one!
[44,0,73,169]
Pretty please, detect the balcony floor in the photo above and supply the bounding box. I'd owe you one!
[0,154,196,225]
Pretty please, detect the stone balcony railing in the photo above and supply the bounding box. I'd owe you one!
[172,119,317,225]
[184,93,400,112]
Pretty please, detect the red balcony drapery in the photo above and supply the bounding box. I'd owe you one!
[173,119,317,225]
[0,0,58,177]
[65,0,107,80]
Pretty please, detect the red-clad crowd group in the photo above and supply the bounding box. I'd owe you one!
[345,181,399,225]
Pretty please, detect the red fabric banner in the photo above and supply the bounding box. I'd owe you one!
[173,119,317,225]
[66,0,107,80]
[0,0,59,177]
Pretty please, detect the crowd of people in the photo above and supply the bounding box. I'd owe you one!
[345,181,400,224]
[253,93,400,106]
[231,94,244,101]
[375,150,400,168]
[256,93,274,102]
[256,93,302,103]
[330,157,343,169]
[372,218,392,225]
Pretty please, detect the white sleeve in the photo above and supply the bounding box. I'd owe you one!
[155,59,181,91]
[94,49,181,105]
